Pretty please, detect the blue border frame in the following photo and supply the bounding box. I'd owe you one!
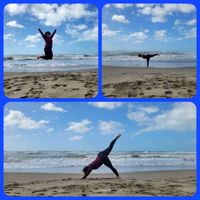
[0,0,199,199]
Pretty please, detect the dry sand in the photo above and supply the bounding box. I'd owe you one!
[103,66,196,98]
[4,170,196,196]
[4,69,98,98]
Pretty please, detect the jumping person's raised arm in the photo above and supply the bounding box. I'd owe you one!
[38,28,45,40]
[51,29,56,38]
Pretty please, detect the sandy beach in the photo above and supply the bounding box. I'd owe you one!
[4,69,98,98]
[4,170,196,196]
[103,66,196,98]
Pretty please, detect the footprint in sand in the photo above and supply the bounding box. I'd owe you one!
[85,90,95,98]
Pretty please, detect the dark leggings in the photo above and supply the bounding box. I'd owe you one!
[40,48,53,60]
[98,138,119,176]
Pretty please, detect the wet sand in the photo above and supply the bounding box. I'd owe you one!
[103,66,196,98]
[4,69,98,98]
[4,170,196,196]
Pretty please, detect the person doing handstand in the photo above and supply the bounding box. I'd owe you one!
[82,134,121,179]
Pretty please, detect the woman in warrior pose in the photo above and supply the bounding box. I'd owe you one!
[138,53,159,68]
[37,28,56,60]
[82,134,121,179]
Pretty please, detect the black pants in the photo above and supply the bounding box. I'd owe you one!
[98,138,119,176]
[40,48,53,60]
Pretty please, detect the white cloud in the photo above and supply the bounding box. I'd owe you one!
[5,4,28,15]
[41,103,65,112]
[47,128,54,133]
[177,27,196,40]
[89,102,123,110]
[137,106,160,114]
[69,135,83,141]
[184,27,196,39]
[66,119,92,134]
[111,14,129,24]
[185,19,196,26]
[53,34,64,44]
[102,24,120,37]
[154,30,167,40]
[6,20,24,28]
[65,24,98,42]
[163,4,195,13]
[136,4,195,23]
[4,33,15,40]
[5,4,96,27]
[174,18,196,26]
[26,44,37,48]
[98,120,124,135]
[127,105,159,124]
[128,111,150,123]
[104,4,133,9]
[24,33,41,43]
[74,25,98,42]
[74,24,88,30]
[130,103,196,135]
[4,110,49,130]
[121,30,149,43]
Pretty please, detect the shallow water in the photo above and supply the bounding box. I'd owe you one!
[4,151,196,173]
[4,54,98,73]
[103,51,196,68]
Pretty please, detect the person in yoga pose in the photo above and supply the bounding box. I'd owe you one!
[37,28,56,60]
[138,53,159,68]
[81,134,121,179]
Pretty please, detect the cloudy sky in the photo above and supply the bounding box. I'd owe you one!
[103,4,196,52]
[4,4,98,55]
[4,102,196,152]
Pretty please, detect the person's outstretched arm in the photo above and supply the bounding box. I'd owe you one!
[51,29,56,38]
[38,28,45,40]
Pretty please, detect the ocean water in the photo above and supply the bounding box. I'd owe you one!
[4,54,98,73]
[4,151,196,174]
[103,51,196,68]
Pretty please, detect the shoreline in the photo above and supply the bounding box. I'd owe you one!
[103,66,196,70]
[4,170,196,196]
[103,66,196,98]
[4,68,98,74]
[4,69,98,98]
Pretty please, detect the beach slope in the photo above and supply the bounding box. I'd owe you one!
[4,70,98,98]
[4,170,196,196]
[103,66,196,98]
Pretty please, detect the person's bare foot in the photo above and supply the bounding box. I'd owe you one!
[116,134,121,139]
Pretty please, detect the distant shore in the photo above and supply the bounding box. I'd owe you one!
[4,170,196,196]
[4,69,98,98]
[103,66,196,98]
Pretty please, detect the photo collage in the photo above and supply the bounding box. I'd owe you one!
[2,3,198,198]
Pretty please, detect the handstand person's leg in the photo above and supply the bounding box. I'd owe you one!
[147,58,150,68]
[150,54,159,58]
[103,157,119,177]
[100,137,119,156]
[37,55,48,60]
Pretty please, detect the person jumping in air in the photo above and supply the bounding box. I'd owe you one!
[81,134,121,179]
[37,28,56,60]
[138,53,159,68]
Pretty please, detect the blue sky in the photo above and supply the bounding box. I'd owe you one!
[4,102,196,152]
[103,4,196,52]
[4,4,98,55]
